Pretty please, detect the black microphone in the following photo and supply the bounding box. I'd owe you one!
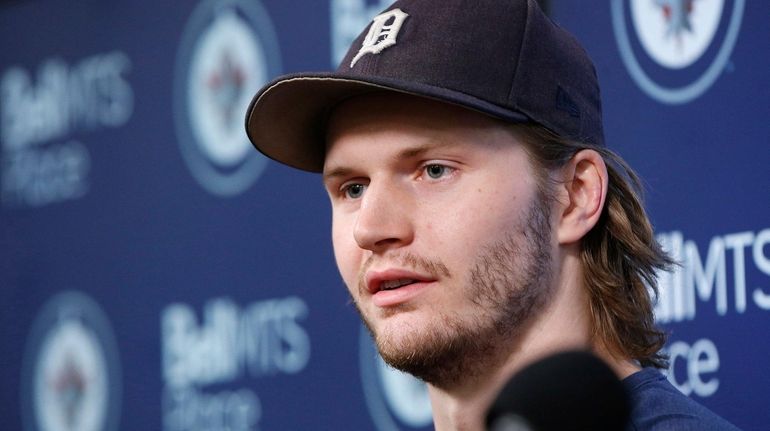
[485,351,630,431]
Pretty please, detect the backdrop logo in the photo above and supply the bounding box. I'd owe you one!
[359,326,433,431]
[21,291,122,431]
[161,296,310,431]
[1,51,133,208]
[174,0,281,196]
[654,227,770,400]
[611,0,745,104]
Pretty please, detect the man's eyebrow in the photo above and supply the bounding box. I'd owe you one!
[322,166,354,184]
[395,141,445,160]
[322,140,451,184]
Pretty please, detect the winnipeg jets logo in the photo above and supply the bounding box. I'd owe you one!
[629,0,724,69]
[611,0,745,104]
[206,50,247,139]
[655,0,695,41]
[21,291,122,431]
[350,8,409,68]
[174,0,281,197]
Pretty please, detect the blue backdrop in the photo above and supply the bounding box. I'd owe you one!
[1,1,767,430]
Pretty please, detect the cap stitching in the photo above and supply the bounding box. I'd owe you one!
[506,0,532,115]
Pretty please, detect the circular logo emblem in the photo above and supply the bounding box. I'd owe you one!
[359,326,433,431]
[611,0,745,104]
[174,0,281,196]
[21,291,122,431]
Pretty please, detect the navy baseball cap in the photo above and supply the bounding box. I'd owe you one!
[245,0,604,173]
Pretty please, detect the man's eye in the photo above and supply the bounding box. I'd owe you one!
[343,183,366,199]
[425,164,450,179]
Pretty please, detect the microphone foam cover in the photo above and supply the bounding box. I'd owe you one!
[485,350,630,431]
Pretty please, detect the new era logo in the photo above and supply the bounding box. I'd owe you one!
[350,8,409,68]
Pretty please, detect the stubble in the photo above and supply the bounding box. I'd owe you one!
[354,192,555,389]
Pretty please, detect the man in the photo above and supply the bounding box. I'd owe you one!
[245,0,740,429]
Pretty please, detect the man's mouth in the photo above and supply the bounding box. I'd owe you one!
[365,269,435,294]
[364,269,437,308]
[379,278,418,291]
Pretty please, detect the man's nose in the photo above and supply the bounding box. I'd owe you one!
[353,180,414,252]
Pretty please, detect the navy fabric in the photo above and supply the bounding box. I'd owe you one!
[246,0,605,172]
[623,368,741,431]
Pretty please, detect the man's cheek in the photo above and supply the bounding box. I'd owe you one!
[331,226,349,269]
[331,244,359,291]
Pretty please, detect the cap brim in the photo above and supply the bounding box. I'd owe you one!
[245,72,530,173]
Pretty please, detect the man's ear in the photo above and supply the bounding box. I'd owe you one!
[556,149,608,245]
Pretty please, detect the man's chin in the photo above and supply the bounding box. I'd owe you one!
[356,301,485,386]
[364,311,434,352]
[360,301,421,332]
[367,317,475,386]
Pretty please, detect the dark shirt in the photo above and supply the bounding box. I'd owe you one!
[623,368,741,431]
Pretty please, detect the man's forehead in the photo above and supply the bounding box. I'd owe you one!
[324,92,518,152]
[323,94,530,176]
[324,138,453,177]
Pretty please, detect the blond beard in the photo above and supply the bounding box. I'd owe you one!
[354,192,554,389]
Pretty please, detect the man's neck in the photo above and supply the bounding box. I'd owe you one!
[426,316,595,431]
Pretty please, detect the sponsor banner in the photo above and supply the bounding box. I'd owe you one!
[1,51,134,208]
[655,226,770,409]
[656,227,770,323]
[161,296,311,431]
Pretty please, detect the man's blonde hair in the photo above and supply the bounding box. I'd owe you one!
[516,124,672,368]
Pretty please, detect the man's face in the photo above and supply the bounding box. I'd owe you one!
[323,93,556,388]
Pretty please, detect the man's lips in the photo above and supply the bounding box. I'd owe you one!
[364,269,435,295]
[363,269,437,308]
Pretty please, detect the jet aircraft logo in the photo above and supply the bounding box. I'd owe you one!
[611,0,745,104]
[174,0,281,196]
[21,291,122,431]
